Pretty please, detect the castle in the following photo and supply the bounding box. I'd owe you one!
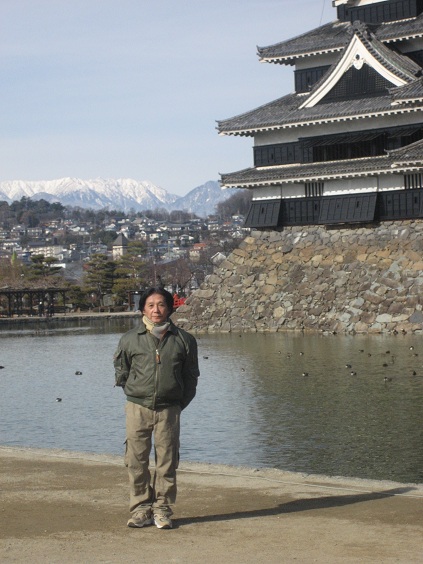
[218,0,423,229]
[175,1,423,334]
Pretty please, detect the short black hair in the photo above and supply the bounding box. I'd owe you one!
[139,287,174,313]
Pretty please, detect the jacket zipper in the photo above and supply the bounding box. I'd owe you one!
[153,347,161,408]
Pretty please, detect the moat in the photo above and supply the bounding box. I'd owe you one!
[0,318,422,484]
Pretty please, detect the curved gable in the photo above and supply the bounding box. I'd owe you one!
[300,24,417,109]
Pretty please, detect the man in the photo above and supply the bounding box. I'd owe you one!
[114,287,199,529]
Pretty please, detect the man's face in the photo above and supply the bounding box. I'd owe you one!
[143,293,170,324]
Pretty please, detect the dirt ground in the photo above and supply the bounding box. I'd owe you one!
[0,447,422,564]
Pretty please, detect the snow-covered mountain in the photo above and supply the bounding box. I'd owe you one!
[0,177,178,212]
[173,180,237,217]
[0,177,235,217]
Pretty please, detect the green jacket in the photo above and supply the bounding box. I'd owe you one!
[114,320,199,410]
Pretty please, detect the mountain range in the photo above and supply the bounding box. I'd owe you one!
[0,178,238,218]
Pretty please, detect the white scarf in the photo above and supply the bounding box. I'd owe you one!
[143,315,170,339]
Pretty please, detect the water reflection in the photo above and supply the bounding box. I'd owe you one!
[0,319,422,483]
[191,332,423,483]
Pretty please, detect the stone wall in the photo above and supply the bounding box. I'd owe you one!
[173,220,423,334]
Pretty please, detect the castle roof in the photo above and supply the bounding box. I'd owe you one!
[217,23,423,136]
[298,22,420,110]
[257,13,423,64]
[220,138,423,188]
[391,77,423,104]
[217,89,423,136]
[388,136,423,163]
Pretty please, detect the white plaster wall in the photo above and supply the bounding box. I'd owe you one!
[335,0,390,6]
[295,54,338,70]
[255,130,299,145]
[357,0,388,5]
[322,175,405,195]
[251,174,407,200]
[252,185,303,200]
[283,184,305,198]
[324,177,378,194]
[252,186,282,200]
[378,174,405,191]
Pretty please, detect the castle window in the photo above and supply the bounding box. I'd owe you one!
[404,174,423,190]
[294,65,330,94]
[338,0,422,24]
[305,182,324,197]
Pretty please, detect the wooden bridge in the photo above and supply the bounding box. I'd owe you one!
[0,288,68,318]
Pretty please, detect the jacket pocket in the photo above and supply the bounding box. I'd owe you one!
[114,349,128,387]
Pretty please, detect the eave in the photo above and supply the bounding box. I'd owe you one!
[218,101,423,137]
[220,144,423,189]
[391,78,423,105]
[258,21,351,65]
[258,14,423,65]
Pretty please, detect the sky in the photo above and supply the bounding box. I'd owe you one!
[0,0,334,196]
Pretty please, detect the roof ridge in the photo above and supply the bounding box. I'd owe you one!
[258,14,423,64]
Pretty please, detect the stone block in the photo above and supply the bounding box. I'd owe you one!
[376,314,393,323]
[206,274,222,285]
[409,311,423,324]
[405,250,422,262]
[360,312,376,323]
[262,284,276,295]
[363,291,385,305]
[196,289,215,299]
[232,248,248,258]
[273,306,285,318]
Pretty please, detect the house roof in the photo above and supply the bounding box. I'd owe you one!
[257,13,423,64]
[113,234,128,247]
[220,139,423,188]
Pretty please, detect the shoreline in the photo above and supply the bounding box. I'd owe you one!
[1,446,422,563]
[0,311,140,325]
[2,445,423,491]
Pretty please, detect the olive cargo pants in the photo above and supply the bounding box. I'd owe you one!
[125,401,181,514]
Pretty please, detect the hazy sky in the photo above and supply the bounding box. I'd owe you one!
[0,0,334,196]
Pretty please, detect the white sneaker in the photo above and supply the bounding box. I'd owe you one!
[153,513,172,529]
[127,510,153,528]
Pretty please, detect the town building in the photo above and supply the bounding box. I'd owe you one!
[218,0,423,229]
[112,233,128,259]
